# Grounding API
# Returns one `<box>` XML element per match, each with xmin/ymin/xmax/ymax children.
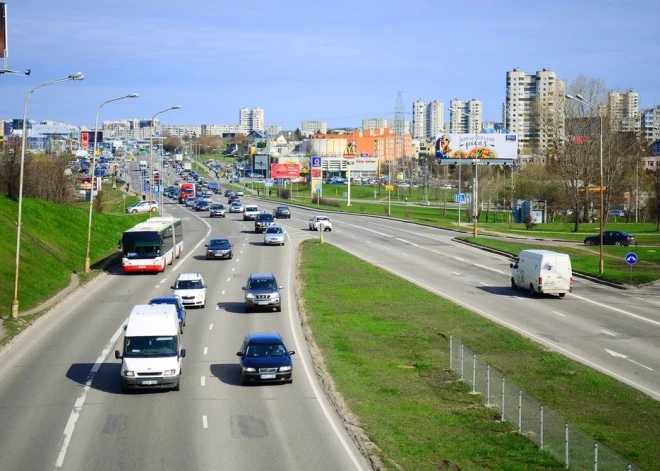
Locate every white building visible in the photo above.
<box><xmin>161</xmin><ymin>124</ymin><xmax>202</xmax><ymax>139</ymax></box>
<box><xmin>411</xmin><ymin>100</ymin><xmax>444</xmax><ymax>139</ymax></box>
<box><xmin>239</xmin><ymin>107</ymin><xmax>265</xmax><ymax>133</ymax></box>
<box><xmin>362</xmin><ymin>118</ymin><xmax>389</xmax><ymax>132</ymax></box>
<box><xmin>449</xmin><ymin>98</ymin><xmax>482</xmax><ymax>134</ymax></box>
<box><xmin>267</xmin><ymin>125</ymin><xmax>282</xmax><ymax>135</ymax></box>
<box><xmin>641</xmin><ymin>106</ymin><xmax>660</xmax><ymax>142</ymax></box>
<box><xmin>608</xmin><ymin>89</ymin><xmax>639</xmax><ymax>132</ymax></box>
<box><xmin>201</xmin><ymin>124</ymin><xmax>245</xmax><ymax>136</ymax></box>
<box><xmin>504</xmin><ymin>67</ymin><xmax>565</xmax><ymax>152</ymax></box>
<box><xmin>301</xmin><ymin>120</ymin><xmax>327</xmax><ymax>137</ymax></box>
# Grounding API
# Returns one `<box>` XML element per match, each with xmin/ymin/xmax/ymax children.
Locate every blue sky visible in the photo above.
<box><xmin>1</xmin><ymin>0</ymin><xmax>659</xmax><ymax>129</ymax></box>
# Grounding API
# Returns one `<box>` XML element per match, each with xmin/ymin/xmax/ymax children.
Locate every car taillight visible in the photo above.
<box><xmin>538</xmin><ymin>277</ymin><xmax>543</xmax><ymax>286</ymax></box>
<box><xmin>570</xmin><ymin>277</ymin><xmax>573</xmax><ymax>285</ymax></box>
<box><xmin>626</xmin><ymin>237</ymin><xmax>631</xmax><ymax>241</ymax></box>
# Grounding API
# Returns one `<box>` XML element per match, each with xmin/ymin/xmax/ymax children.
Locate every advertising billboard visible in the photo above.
<box><xmin>81</xmin><ymin>131</ymin><xmax>103</xmax><ymax>148</ymax></box>
<box><xmin>254</xmin><ymin>154</ymin><xmax>269</xmax><ymax>171</ymax></box>
<box><xmin>434</xmin><ymin>133</ymin><xmax>517</xmax><ymax>161</ymax></box>
<box><xmin>345</xmin><ymin>156</ymin><xmax>378</xmax><ymax>172</ymax></box>
<box><xmin>270</xmin><ymin>164</ymin><xmax>300</xmax><ymax>179</ymax></box>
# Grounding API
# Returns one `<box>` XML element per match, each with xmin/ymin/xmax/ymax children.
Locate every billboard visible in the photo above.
<box><xmin>434</xmin><ymin>133</ymin><xmax>517</xmax><ymax>161</ymax></box>
<box><xmin>346</xmin><ymin>156</ymin><xmax>378</xmax><ymax>172</ymax></box>
<box><xmin>81</xmin><ymin>131</ymin><xmax>103</xmax><ymax>148</ymax></box>
<box><xmin>1</xmin><ymin>3</ymin><xmax>6</xmax><ymax>59</ymax></box>
<box><xmin>254</xmin><ymin>154</ymin><xmax>269</xmax><ymax>171</ymax></box>
<box><xmin>271</xmin><ymin>164</ymin><xmax>300</xmax><ymax>179</ymax></box>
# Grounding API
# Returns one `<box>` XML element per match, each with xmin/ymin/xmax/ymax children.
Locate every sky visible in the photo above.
<box><xmin>1</xmin><ymin>0</ymin><xmax>659</xmax><ymax>130</ymax></box>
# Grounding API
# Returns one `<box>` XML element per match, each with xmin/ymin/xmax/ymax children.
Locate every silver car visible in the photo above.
<box><xmin>209</xmin><ymin>203</ymin><xmax>226</xmax><ymax>218</ymax></box>
<box><xmin>263</xmin><ymin>225</ymin><xmax>285</xmax><ymax>246</ymax></box>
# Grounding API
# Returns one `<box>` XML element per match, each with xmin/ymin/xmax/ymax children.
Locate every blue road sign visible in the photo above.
<box><xmin>316</xmin><ymin>187</ymin><xmax>321</xmax><ymax>194</ymax></box>
<box><xmin>453</xmin><ymin>193</ymin><xmax>466</xmax><ymax>203</ymax></box>
<box><xmin>311</xmin><ymin>156</ymin><xmax>322</xmax><ymax>168</ymax></box>
<box><xmin>625</xmin><ymin>253</ymin><xmax>638</xmax><ymax>265</ymax></box>
<box><xmin>143</xmin><ymin>182</ymin><xmax>150</xmax><ymax>193</ymax></box>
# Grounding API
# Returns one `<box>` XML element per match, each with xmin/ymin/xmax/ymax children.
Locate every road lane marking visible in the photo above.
<box><xmin>455</xmin><ymin>257</ymin><xmax>465</xmax><ymax>261</ymax></box>
<box><xmin>209</xmin><ymin>324</ymin><xmax>214</xmax><ymax>330</ymax></box>
<box><xmin>402</xmin><ymin>253</ymin><xmax>409</xmax><ymax>257</ymax></box>
<box><xmin>451</xmin><ymin>272</ymin><xmax>461</xmax><ymax>276</ymax></box>
<box><xmin>569</xmin><ymin>292</ymin><xmax>660</xmax><ymax>328</ymax></box>
<box><xmin>221</xmin><ymin>290</ymin><xmax>225</xmax><ymax>295</ymax></box>
<box><xmin>629</xmin><ymin>359</ymin><xmax>654</xmax><ymax>371</ymax></box>
<box><xmin>552</xmin><ymin>311</ymin><xmax>566</xmax><ymax>317</ymax></box>
<box><xmin>473</xmin><ymin>263</ymin><xmax>507</xmax><ymax>275</ymax></box>
<box><xmin>203</xmin><ymin>347</ymin><xmax>208</xmax><ymax>355</ymax></box>
<box><xmin>54</xmin><ymin>320</ymin><xmax>127</xmax><ymax>469</ymax></box>
<box><xmin>202</xmin><ymin>416</ymin><xmax>208</xmax><ymax>429</ymax></box>
<box><xmin>232</xmin><ymin>267</ymin><xmax>235</xmax><ymax>272</ymax></box>
<box><xmin>480</xmin><ymin>282</ymin><xmax>489</xmax><ymax>286</ymax></box>
<box><xmin>601</xmin><ymin>330</ymin><xmax>616</xmax><ymax>336</ymax></box>
<box><xmin>201</xmin><ymin>376</ymin><xmax>206</xmax><ymax>386</ymax></box>
<box><xmin>227</xmin><ymin>278</ymin><xmax>230</xmax><ymax>282</ymax></box>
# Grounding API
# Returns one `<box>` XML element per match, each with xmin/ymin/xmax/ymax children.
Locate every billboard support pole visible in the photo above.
<box><xmin>472</xmin><ymin>130</ymin><xmax>479</xmax><ymax>238</ymax></box>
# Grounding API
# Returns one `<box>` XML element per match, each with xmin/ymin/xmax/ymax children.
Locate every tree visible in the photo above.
<box><xmin>163</xmin><ymin>136</ymin><xmax>181</xmax><ymax>153</ymax></box>
<box><xmin>649</xmin><ymin>167</ymin><xmax>660</xmax><ymax>230</ymax></box>
<box><xmin>293</xmin><ymin>128</ymin><xmax>302</xmax><ymax>141</ymax></box>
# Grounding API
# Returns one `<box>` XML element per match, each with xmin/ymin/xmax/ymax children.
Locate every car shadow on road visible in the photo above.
<box><xmin>215</xmin><ymin>301</ymin><xmax>245</xmax><ymax>313</ymax></box>
<box><xmin>66</xmin><ymin>363</ymin><xmax>124</xmax><ymax>395</ymax></box>
<box><xmin>476</xmin><ymin>286</ymin><xmax>521</xmax><ymax>297</ymax></box>
<box><xmin>209</xmin><ymin>363</ymin><xmax>242</xmax><ymax>386</ymax></box>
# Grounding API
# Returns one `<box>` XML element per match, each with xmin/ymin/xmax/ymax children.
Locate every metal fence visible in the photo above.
<box><xmin>449</xmin><ymin>335</ymin><xmax>639</xmax><ymax>471</ymax></box>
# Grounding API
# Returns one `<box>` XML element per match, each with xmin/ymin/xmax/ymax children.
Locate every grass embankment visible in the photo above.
<box><xmin>299</xmin><ymin>241</ymin><xmax>658</xmax><ymax>470</ymax></box>
<box><xmin>460</xmin><ymin>237</ymin><xmax>660</xmax><ymax>285</ymax></box>
<box><xmin>0</xmin><ymin>194</ymin><xmax>148</xmax><ymax>320</ymax></box>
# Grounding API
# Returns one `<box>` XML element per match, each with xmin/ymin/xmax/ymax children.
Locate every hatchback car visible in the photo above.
<box><xmin>209</xmin><ymin>203</ymin><xmax>226</xmax><ymax>218</ymax></box>
<box><xmin>273</xmin><ymin>206</ymin><xmax>291</xmax><ymax>219</ymax></box>
<box><xmin>126</xmin><ymin>200</ymin><xmax>159</xmax><ymax>214</ymax></box>
<box><xmin>608</xmin><ymin>209</ymin><xmax>625</xmax><ymax>218</ymax></box>
<box><xmin>236</xmin><ymin>332</ymin><xmax>295</xmax><ymax>385</ymax></box>
<box><xmin>171</xmin><ymin>273</ymin><xmax>207</xmax><ymax>308</ymax></box>
<box><xmin>309</xmin><ymin>215</ymin><xmax>332</xmax><ymax>231</ymax></box>
<box><xmin>584</xmin><ymin>230</ymin><xmax>635</xmax><ymax>246</ymax></box>
<box><xmin>149</xmin><ymin>297</ymin><xmax>186</xmax><ymax>334</ymax></box>
<box><xmin>242</xmin><ymin>273</ymin><xmax>282</xmax><ymax>312</ymax></box>
<box><xmin>205</xmin><ymin>238</ymin><xmax>233</xmax><ymax>259</ymax></box>
<box><xmin>263</xmin><ymin>225</ymin><xmax>285</xmax><ymax>246</ymax></box>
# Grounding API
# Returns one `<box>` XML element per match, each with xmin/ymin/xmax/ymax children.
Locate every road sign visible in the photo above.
<box><xmin>122</xmin><ymin>193</ymin><xmax>126</xmax><ymax>200</ymax></box>
<box><xmin>454</xmin><ymin>193</ymin><xmax>466</xmax><ymax>203</ymax></box>
<box><xmin>625</xmin><ymin>253</ymin><xmax>638</xmax><ymax>265</ymax></box>
<box><xmin>143</xmin><ymin>182</ymin><xmax>150</xmax><ymax>193</ymax></box>
<box><xmin>264</xmin><ymin>178</ymin><xmax>273</xmax><ymax>187</ymax></box>
<box><xmin>316</xmin><ymin>187</ymin><xmax>321</xmax><ymax>194</ymax></box>
<box><xmin>385</xmin><ymin>185</ymin><xmax>394</xmax><ymax>191</ymax></box>
<box><xmin>311</xmin><ymin>156</ymin><xmax>322</xmax><ymax>168</ymax></box>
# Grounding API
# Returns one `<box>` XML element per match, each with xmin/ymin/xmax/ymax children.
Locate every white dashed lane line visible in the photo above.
<box><xmin>601</xmin><ymin>330</ymin><xmax>617</xmax><ymax>336</ymax></box>
<box><xmin>209</xmin><ymin>324</ymin><xmax>213</xmax><ymax>330</ymax></box>
<box><xmin>203</xmin><ymin>347</ymin><xmax>208</xmax><ymax>355</ymax></box>
<box><xmin>202</xmin><ymin>416</ymin><xmax>208</xmax><ymax>429</ymax></box>
<box><xmin>201</xmin><ymin>376</ymin><xmax>206</xmax><ymax>386</ymax></box>
<box><xmin>221</xmin><ymin>290</ymin><xmax>225</xmax><ymax>295</ymax></box>
<box><xmin>552</xmin><ymin>311</ymin><xmax>566</xmax><ymax>317</ymax></box>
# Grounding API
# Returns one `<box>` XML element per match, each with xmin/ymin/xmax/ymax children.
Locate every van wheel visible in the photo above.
<box><xmin>511</xmin><ymin>278</ymin><xmax>517</xmax><ymax>289</ymax></box>
<box><xmin>529</xmin><ymin>284</ymin><xmax>536</xmax><ymax>297</ymax></box>
<box><xmin>180</xmin><ymin>325</ymin><xmax>184</xmax><ymax>334</ymax></box>
<box><xmin>559</xmin><ymin>293</ymin><xmax>566</xmax><ymax>298</ymax></box>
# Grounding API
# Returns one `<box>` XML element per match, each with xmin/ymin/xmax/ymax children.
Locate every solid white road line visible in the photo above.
<box><xmin>202</xmin><ymin>415</ymin><xmax>208</xmax><ymax>429</ymax></box>
<box><xmin>552</xmin><ymin>311</ymin><xmax>566</xmax><ymax>317</ymax></box>
<box><xmin>601</xmin><ymin>330</ymin><xmax>616</xmax><ymax>336</ymax></box>
<box><xmin>569</xmin><ymin>292</ymin><xmax>660</xmax><ymax>328</ymax></box>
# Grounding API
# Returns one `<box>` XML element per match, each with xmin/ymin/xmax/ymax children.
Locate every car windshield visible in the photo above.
<box><xmin>124</xmin><ymin>336</ymin><xmax>178</xmax><ymax>357</ymax></box>
<box><xmin>258</xmin><ymin>215</ymin><xmax>273</xmax><ymax>221</ymax></box>
<box><xmin>248</xmin><ymin>278</ymin><xmax>278</xmax><ymax>290</ymax></box>
<box><xmin>209</xmin><ymin>239</ymin><xmax>229</xmax><ymax>247</ymax></box>
<box><xmin>210</xmin><ymin>204</ymin><xmax>223</xmax><ymax>209</ymax></box>
<box><xmin>175</xmin><ymin>279</ymin><xmax>203</xmax><ymax>289</ymax></box>
<box><xmin>266</xmin><ymin>227</ymin><xmax>282</xmax><ymax>234</ymax></box>
<box><xmin>245</xmin><ymin>343</ymin><xmax>287</xmax><ymax>357</ymax></box>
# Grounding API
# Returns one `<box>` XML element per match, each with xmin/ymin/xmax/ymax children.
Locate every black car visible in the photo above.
<box><xmin>254</xmin><ymin>212</ymin><xmax>275</xmax><ymax>233</ymax></box>
<box><xmin>236</xmin><ymin>332</ymin><xmax>295</xmax><ymax>385</ymax></box>
<box><xmin>273</xmin><ymin>206</ymin><xmax>291</xmax><ymax>219</ymax></box>
<box><xmin>195</xmin><ymin>200</ymin><xmax>210</xmax><ymax>211</ymax></box>
<box><xmin>205</xmin><ymin>238</ymin><xmax>233</xmax><ymax>259</ymax></box>
<box><xmin>584</xmin><ymin>230</ymin><xmax>635</xmax><ymax>246</ymax></box>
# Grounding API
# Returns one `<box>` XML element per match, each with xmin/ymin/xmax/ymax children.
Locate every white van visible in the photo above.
<box><xmin>510</xmin><ymin>250</ymin><xmax>573</xmax><ymax>298</ymax></box>
<box><xmin>139</xmin><ymin>160</ymin><xmax>148</xmax><ymax>171</ymax></box>
<box><xmin>114</xmin><ymin>304</ymin><xmax>186</xmax><ymax>392</ymax></box>
<box><xmin>243</xmin><ymin>205</ymin><xmax>259</xmax><ymax>221</ymax></box>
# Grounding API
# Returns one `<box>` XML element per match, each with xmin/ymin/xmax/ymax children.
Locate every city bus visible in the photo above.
<box><xmin>119</xmin><ymin>217</ymin><xmax>183</xmax><ymax>273</ymax></box>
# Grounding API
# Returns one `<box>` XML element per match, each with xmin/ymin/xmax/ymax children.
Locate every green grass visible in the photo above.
<box><xmin>459</xmin><ymin>237</ymin><xmax>660</xmax><ymax>285</ymax></box>
<box><xmin>0</xmin><ymin>195</ymin><xmax>149</xmax><ymax>319</ymax></box>
<box><xmin>299</xmin><ymin>241</ymin><xmax>659</xmax><ymax>470</ymax></box>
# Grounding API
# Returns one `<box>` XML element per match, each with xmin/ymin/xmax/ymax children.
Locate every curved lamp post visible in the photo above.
<box><xmin>12</xmin><ymin>72</ymin><xmax>84</xmax><ymax>318</ymax></box>
<box><xmin>149</xmin><ymin>106</ymin><xmax>181</xmax><ymax>218</ymax></box>
<box><xmin>84</xmin><ymin>93</ymin><xmax>139</xmax><ymax>273</ymax></box>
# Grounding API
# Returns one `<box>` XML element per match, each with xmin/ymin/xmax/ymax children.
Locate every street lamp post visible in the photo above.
<box><xmin>149</xmin><ymin>106</ymin><xmax>181</xmax><ymax>218</ymax></box>
<box><xmin>11</xmin><ymin>72</ymin><xmax>84</xmax><ymax>318</ymax></box>
<box><xmin>566</xmin><ymin>93</ymin><xmax>604</xmax><ymax>274</ymax></box>
<box><xmin>84</xmin><ymin>93</ymin><xmax>139</xmax><ymax>273</ymax></box>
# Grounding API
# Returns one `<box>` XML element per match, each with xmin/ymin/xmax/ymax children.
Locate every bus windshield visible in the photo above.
<box><xmin>122</xmin><ymin>232</ymin><xmax>161</xmax><ymax>259</ymax></box>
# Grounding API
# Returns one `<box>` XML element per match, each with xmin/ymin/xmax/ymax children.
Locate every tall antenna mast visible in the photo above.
<box><xmin>394</xmin><ymin>91</ymin><xmax>405</xmax><ymax>160</ymax></box>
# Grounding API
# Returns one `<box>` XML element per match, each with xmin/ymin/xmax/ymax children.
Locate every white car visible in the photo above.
<box><xmin>236</xmin><ymin>190</ymin><xmax>244</xmax><ymax>196</ymax></box>
<box><xmin>126</xmin><ymin>200</ymin><xmax>159</xmax><ymax>214</ymax></box>
<box><xmin>243</xmin><ymin>205</ymin><xmax>259</xmax><ymax>220</ymax></box>
<box><xmin>171</xmin><ymin>273</ymin><xmax>207</xmax><ymax>309</ymax></box>
<box><xmin>263</xmin><ymin>225</ymin><xmax>285</xmax><ymax>246</ymax></box>
<box><xmin>199</xmin><ymin>194</ymin><xmax>213</xmax><ymax>204</ymax></box>
<box><xmin>309</xmin><ymin>215</ymin><xmax>332</xmax><ymax>231</ymax></box>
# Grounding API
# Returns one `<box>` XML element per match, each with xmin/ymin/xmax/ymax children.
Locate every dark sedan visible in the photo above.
<box><xmin>205</xmin><ymin>238</ymin><xmax>233</xmax><ymax>259</ymax></box>
<box><xmin>584</xmin><ymin>230</ymin><xmax>635</xmax><ymax>246</ymax></box>
<box><xmin>195</xmin><ymin>200</ymin><xmax>210</xmax><ymax>211</ymax></box>
<box><xmin>273</xmin><ymin>205</ymin><xmax>291</xmax><ymax>219</ymax></box>
<box><xmin>237</xmin><ymin>332</ymin><xmax>294</xmax><ymax>385</ymax></box>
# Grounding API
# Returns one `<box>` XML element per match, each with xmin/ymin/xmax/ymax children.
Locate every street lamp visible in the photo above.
<box><xmin>84</xmin><ymin>93</ymin><xmax>139</xmax><ymax>273</ymax></box>
<box><xmin>150</xmin><ymin>106</ymin><xmax>181</xmax><ymax>218</ymax></box>
<box><xmin>566</xmin><ymin>93</ymin><xmax>604</xmax><ymax>274</ymax></box>
<box><xmin>11</xmin><ymin>72</ymin><xmax>84</xmax><ymax>318</ymax></box>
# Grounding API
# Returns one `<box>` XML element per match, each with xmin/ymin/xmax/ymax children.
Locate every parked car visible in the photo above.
<box><xmin>273</xmin><ymin>206</ymin><xmax>291</xmax><ymax>219</ymax></box>
<box><xmin>236</xmin><ymin>332</ymin><xmax>295</xmax><ymax>385</ymax></box>
<box><xmin>608</xmin><ymin>209</ymin><xmax>625</xmax><ymax>218</ymax></box>
<box><xmin>205</xmin><ymin>238</ymin><xmax>233</xmax><ymax>260</ymax></box>
<box><xmin>263</xmin><ymin>225</ymin><xmax>285</xmax><ymax>246</ymax></box>
<box><xmin>309</xmin><ymin>215</ymin><xmax>332</xmax><ymax>231</ymax></box>
<box><xmin>209</xmin><ymin>203</ymin><xmax>226</xmax><ymax>218</ymax></box>
<box><xmin>584</xmin><ymin>230</ymin><xmax>635</xmax><ymax>246</ymax></box>
<box><xmin>149</xmin><ymin>296</ymin><xmax>186</xmax><ymax>333</ymax></box>
<box><xmin>242</xmin><ymin>273</ymin><xmax>282</xmax><ymax>313</ymax></box>
<box><xmin>126</xmin><ymin>200</ymin><xmax>158</xmax><ymax>214</ymax></box>
<box><xmin>171</xmin><ymin>273</ymin><xmax>207</xmax><ymax>308</ymax></box>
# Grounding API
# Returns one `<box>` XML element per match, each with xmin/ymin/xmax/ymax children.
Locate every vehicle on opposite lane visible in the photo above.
<box><xmin>584</xmin><ymin>230</ymin><xmax>635</xmax><ymax>246</ymax></box>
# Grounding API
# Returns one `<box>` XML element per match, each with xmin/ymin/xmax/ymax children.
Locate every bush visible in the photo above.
<box><xmin>278</xmin><ymin>188</ymin><xmax>291</xmax><ymax>200</ymax></box>
<box><xmin>523</xmin><ymin>214</ymin><xmax>537</xmax><ymax>230</ymax></box>
<box><xmin>311</xmin><ymin>195</ymin><xmax>340</xmax><ymax>208</ymax></box>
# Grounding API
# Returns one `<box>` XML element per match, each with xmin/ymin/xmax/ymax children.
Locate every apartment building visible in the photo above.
<box><xmin>161</xmin><ymin>124</ymin><xmax>201</xmax><ymax>139</ymax></box>
<box><xmin>301</xmin><ymin>120</ymin><xmax>327</xmax><ymax>137</ymax></box>
<box><xmin>239</xmin><ymin>107</ymin><xmax>265</xmax><ymax>133</ymax></box>
<box><xmin>608</xmin><ymin>89</ymin><xmax>639</xmax><ymax>132</ymax></box>
<box><xmin>504</xmin><ymin>67</ymin><xmax>565</xmax><ymax>152</ymax></box>
<box><xmin>449</xmin><ymin>98</ymin><xmax>482</xmax><ymax>134</ymax></box>
<box><xmin>641</xmin><ymin>106</ymin><xmax>660</xmax><ymax>142</ymax></box>
<box><xmin>267</xmin><ymin>125</ymin><xmax>281</xmax><ymax>135</ymax></box>
<box><xmin>201</xmin><ymin>124</ymin><xmax>244</xmax><ymax>136</ymax></box>
<box><xmin>362</xmin><ymin>118</ymin><xmax>389</xmax><ymax>132</ymax></box>
<box><xmin>411</xmin><ymin>100</ymin><xmax>444</xmax><ymax>139</ymax></box>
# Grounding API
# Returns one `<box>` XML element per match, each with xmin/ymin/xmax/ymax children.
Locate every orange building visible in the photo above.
<box><xmin>310</xmin><ymin>128</ymin><xmax>413</xmax><ymax>163</ymax></box>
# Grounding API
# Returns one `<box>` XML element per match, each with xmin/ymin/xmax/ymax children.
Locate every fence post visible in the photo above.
<box><xmin>501</xmin><ymin>377</ymin><xmax>505</xmax><ymax>422</ymax></box>
<box><xmin>486</xmin><ymin>365</ymin><xmax>490</xmax><ymax>406</ymax></box>
<box><xmin>472</xmin><ymin>354</ymin><xmax>476</xmax><ymax>393</ymax></box>
<box><xmin>540</xmin><ymin>405</ymin><xmax>544</xmax><ymax>450</ymax></box>
<box><xmin>594</xmin><ymin>443</ymin><xmax>598</xmax><ymax>471</ymax></box>
<box><xmin>565</xmin><ymin>423</ymin><xmax>569</xmax><ymax>469</ymax></box>
<box><xmin>449</xmin><ymin>335</ymin><xmax>453</xmax><ymax>371</ymax></box>
<box><xmin>518</xmin><ymin>390</ymin><xmax>522</xmax><ymax>433</ymax></box>
<box><xmin>460</xmin><ymin>343</ymin><xmax>464</xmax><ymax>380</ymax></box>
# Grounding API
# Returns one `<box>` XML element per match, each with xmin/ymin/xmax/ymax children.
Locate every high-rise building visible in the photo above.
<box><xmin>449</xmin><ymin>98</ymin><xmax>482</xmax><ymax>134</ymax></box>
<box><xmin>301</xmin><ymin>120</ymin><xmax>327</xmax><ymax>137</ymax></box>
<box><xmin>641</xmin><ymin>106</ymin><xmax>660</xmax><ymax>142</ymax></box>
<box><xmin>362</xmin><ymin>118</ymin><xmax>389</xmax><ymax>132</ymax></box>
<box><xmin>411</xmin><ymin>100</ymin><xmax>444</xmax><ymax>139</ymax></box>
<box><xmin>239</xmin><ymin>108</ymin><xmax>265</xmax><ymax>133</ymax></box>
<box><xmin>504</xmin><ymin>67</ymin><xmax>565</xmax><ymax>152</ymax></box>
<box><xmin>608</xmin><ymin>89</ymin><xmax>639</xmax><ymax>132</ymax></box>
<box><xmin>267</xmin><ymin>125</ymin><xmax>281</xmax><ymax>135</ymax></box>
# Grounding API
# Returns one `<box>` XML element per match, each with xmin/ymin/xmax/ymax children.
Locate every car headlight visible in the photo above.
<box><xmin>246</xmin><ymin>293</ymin><xmax>255</xmax><ymax>299</ymax></box>
<box><xmin>163</xmin><ymin>369</ymin><xmax>176</xmax><ymax>376</ymax></box>
<box><xmin>242</xmin><ymin>367</ymin><xmax>256</xmax><ymax>372</ymax></box>
<box><xmin>123</xmin><ymin>370</ymin><xmax>135</xmax><ymax>377</ymax></box>
<box><xmin>279</xmin><ymin>366</ymin><xmax>292</xmax><ymax>372</ymax></box>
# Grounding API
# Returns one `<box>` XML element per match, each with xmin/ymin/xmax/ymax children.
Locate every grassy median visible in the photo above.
<box><xmin>298</xmin><ymin>240</ymin><xmax>658</xmax><ymax>470</ymax></box>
